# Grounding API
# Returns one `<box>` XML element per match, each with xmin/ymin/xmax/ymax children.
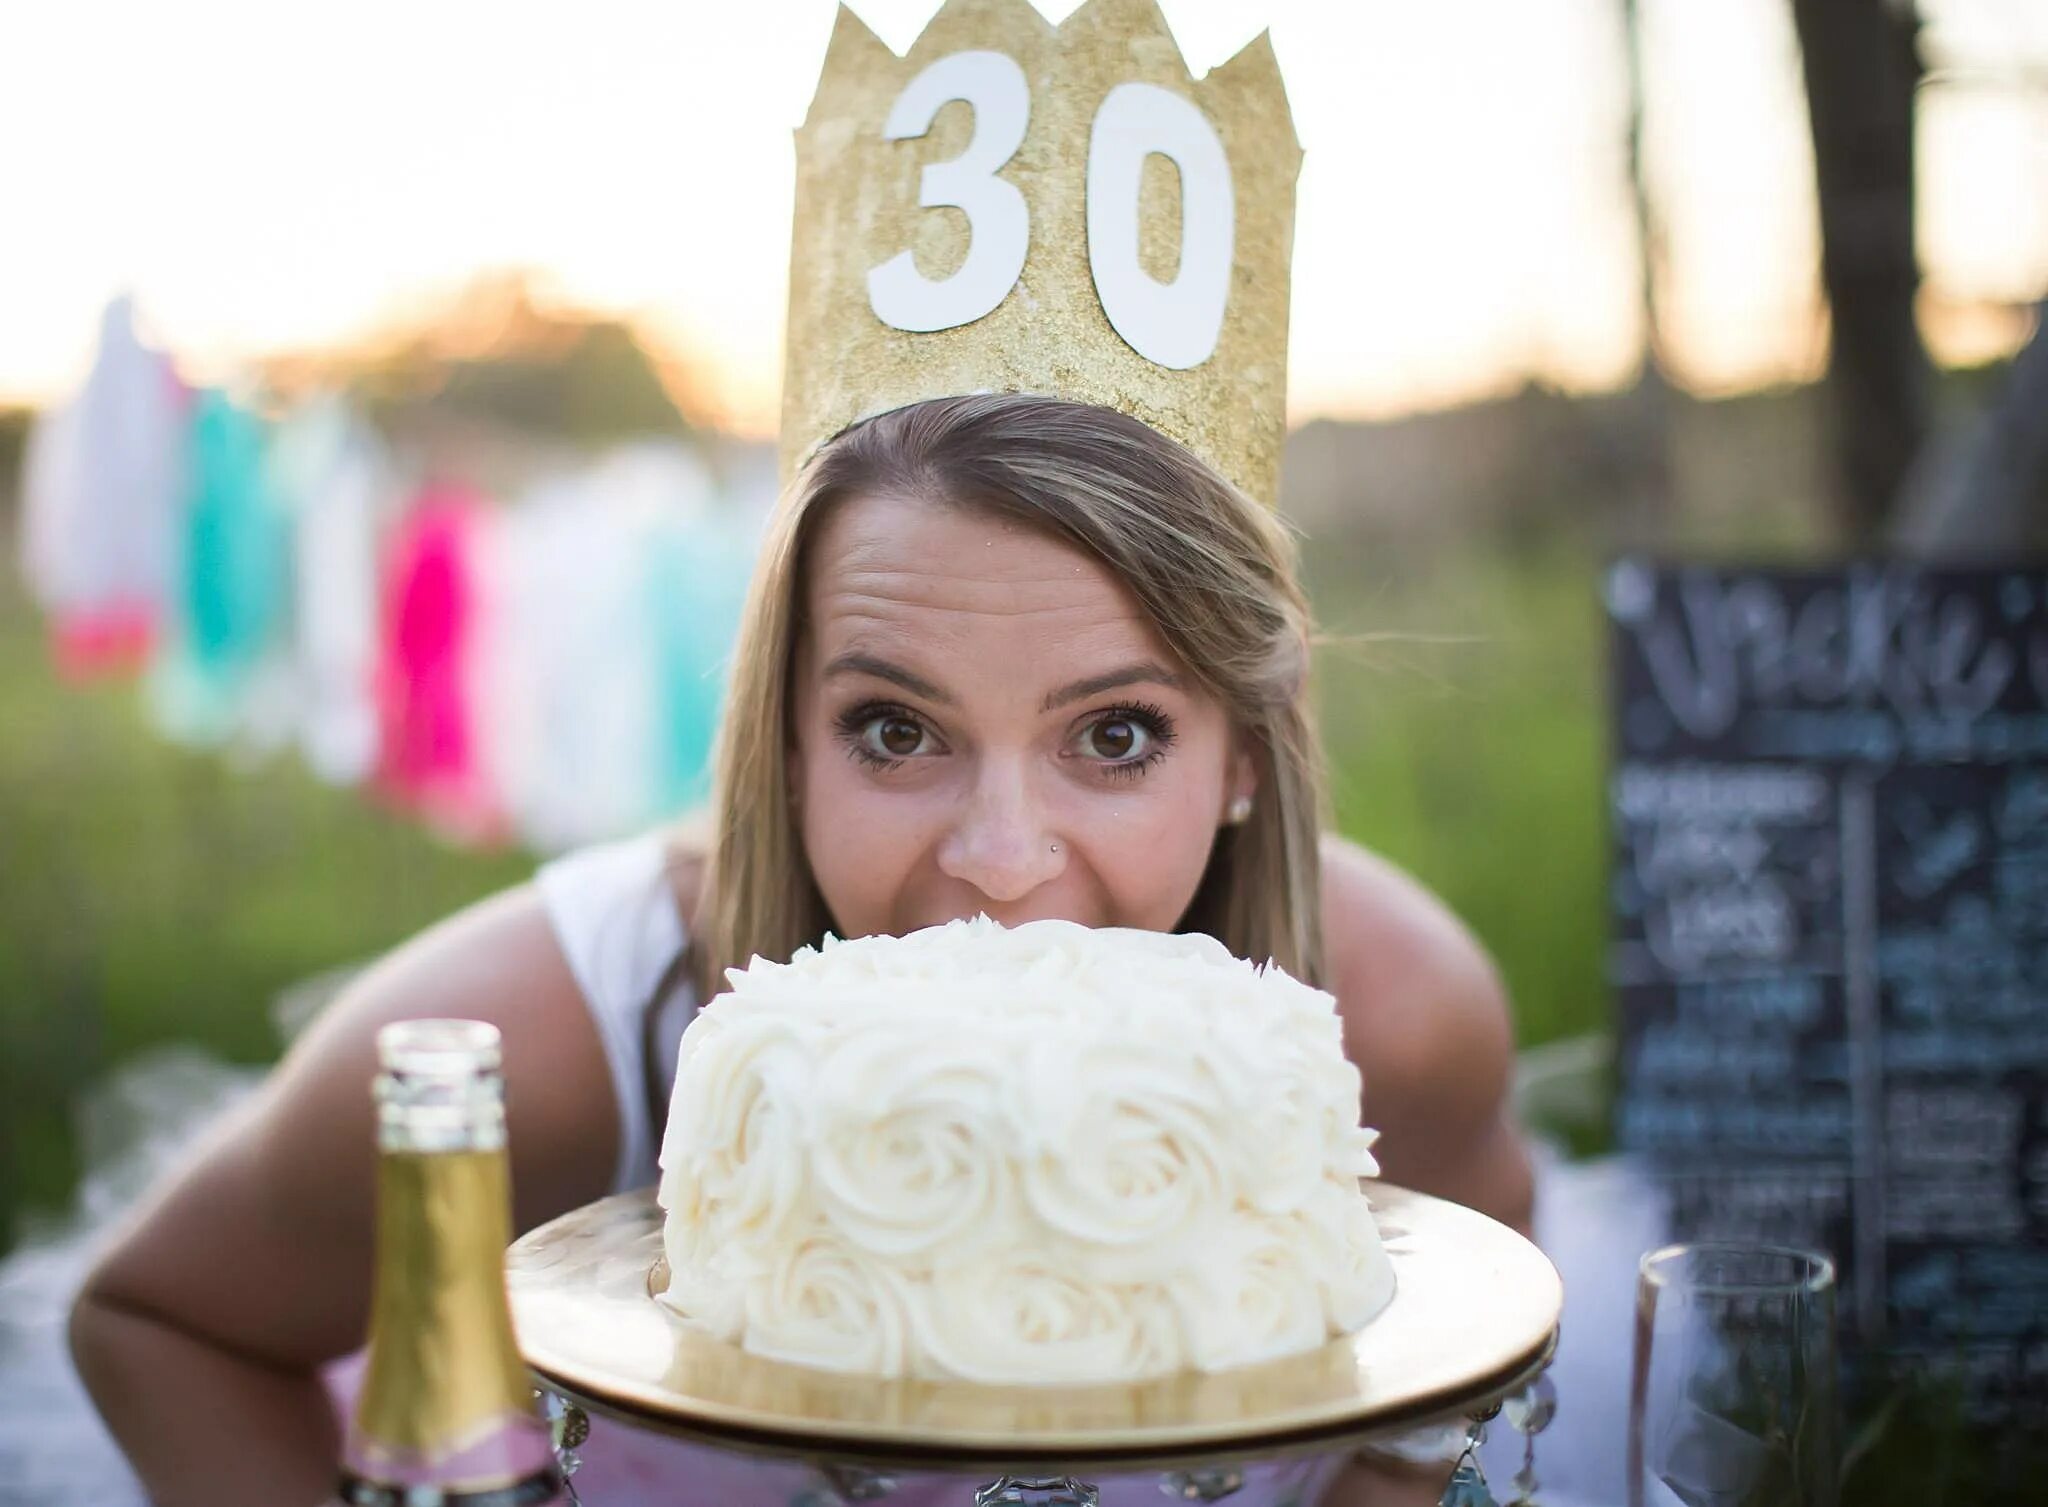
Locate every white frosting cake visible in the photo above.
<box><xmin>655</xmin><ymin>917</ymin><xmax>1395</xmax><ymax>1385</ymax></box>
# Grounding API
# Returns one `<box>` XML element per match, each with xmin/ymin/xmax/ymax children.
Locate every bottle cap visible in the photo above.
<box><xmin>374</xmin><ymin>1018</ymin><xmax>507</xmax><ymax>1153</ymax></box>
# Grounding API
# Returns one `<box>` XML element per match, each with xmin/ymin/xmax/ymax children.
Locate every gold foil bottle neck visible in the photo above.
<box><xmin>344</xmin><ymin>1020</ymin><xmax>557</xmax><ymax>1501</ymax></box>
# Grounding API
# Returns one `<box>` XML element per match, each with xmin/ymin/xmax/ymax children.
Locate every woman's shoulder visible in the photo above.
<box><xmin>1316</xmin><ymin>834</ymin><xmax>1514</xmax><ymax>1125</ymax></box>
<box><xmin>378</xmin><ymin>828</ymin><xmax>698</xmax><ymax>1082</ymax></box>
<box><xmin>75</xmin><ymin>881</ymin><xmax>624</xmax><ymax>1379</ymax></box>
<box><xmin>1317</xmin><ymin>835</ymin><xmax>1502</xmax><ymax>998</ymax></box>
<box><xmin>344</xmin><ymin>880</ymin><xmax>588</xmax><ymax>1034</ymax></box>
<box><xmin>536</xmin><ymin>829</ymin><xmax>704</xmax><ymax>921</ymax></box>
<box><xmin>297</xmin><ymin>884</ymin><xmax>621</xmax><ymax>1223</ymax></box>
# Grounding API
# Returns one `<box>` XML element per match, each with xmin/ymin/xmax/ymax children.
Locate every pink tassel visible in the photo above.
<box><xmin>372</xmin><ymin>486</ymin><xmax>502</xmax><ymax>843</ymax></box>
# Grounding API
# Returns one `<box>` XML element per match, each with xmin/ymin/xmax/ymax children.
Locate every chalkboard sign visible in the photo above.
<box><xmin>1608</xmin><ymin>560</ymin><xmax>2048</xmax><ymax>1426</ymax></box>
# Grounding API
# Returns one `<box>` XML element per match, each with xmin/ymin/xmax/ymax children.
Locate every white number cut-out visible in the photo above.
<box><xmin>866</xmin><ymin>50</ymin><xmax>1031</xmax><ymax>333</ymax></box>
<box><xmin>1085</xmin><ymin>81</ymin><xmax>1235</xmax><ymax>369</ymax></box>
<box><xmin>868</xmin><ymin>55</ymin><xmax>1237</xmax><ymax>367</ymax></box>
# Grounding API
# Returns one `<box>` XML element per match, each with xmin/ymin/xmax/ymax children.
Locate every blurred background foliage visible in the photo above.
<box><xmin>1</xmin><ymin>313</ymin><xmax>2018</xmax><ymax>1252</ymax></box>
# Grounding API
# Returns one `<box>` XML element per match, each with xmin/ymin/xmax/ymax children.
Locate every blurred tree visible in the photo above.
<box><xmin>1895</xmin><ymin>304</ymin><xmax>2048</xmax><ymax>554</ymax></box>
<box><xmin>1621</xmin><ymin>0</ymin><xmax>1668</xmax><ymax>387</ymax></box>
<box><xmin>1790</xmin><ymin>0</ymin><xmax>1932</xmax><ymax>543</ymax></box>
<box><xmin>423</xmin><ymin>321</ymin><xmax>691</xmax><ymax>445</ymax></box>
<box><xmin>1617</xmin><ymin>0</ymin><xmax>1675</xmax><ymax>538</ymax></box>
<box><xmin>265</xmin><ymin>272</ymin><xmax>707</xmax><ymax>452</ymax></box>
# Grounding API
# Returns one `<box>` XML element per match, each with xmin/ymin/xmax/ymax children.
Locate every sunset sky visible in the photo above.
<box><xmin>3</xmin><ymin>0</ymin><xmax>2043</xmax><ymax>431</ymax></box>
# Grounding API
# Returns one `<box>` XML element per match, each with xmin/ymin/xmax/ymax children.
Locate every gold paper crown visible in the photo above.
<box><xmin>780</xmin><ymin>0</ymin><xmax>1301</xmax><ymax>505</ymax></box>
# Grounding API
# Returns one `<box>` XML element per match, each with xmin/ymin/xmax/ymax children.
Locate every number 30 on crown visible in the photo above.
<box><xmin>867</xmin><ymin>50</ymin><xmax>1235</xmax><ymax>372</ymax></box>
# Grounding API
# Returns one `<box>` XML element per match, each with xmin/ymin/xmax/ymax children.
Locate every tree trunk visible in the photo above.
<box><xmin>1623</xmin><ymin>0</ymin><xmax>1668</xmax><ymax>384</ymax></box>
<box><xmin>1893</xmin><ymin>304</ymin><xmax>2048</xmax><ymax>555</ymax></box>
<box><xmin>1617</xmin><ymin>0</ymin><xmax>1675</xmax><ymax>539</ymax></box>
<box><xmin>1790</xmin><ymin>0</ymin><xmax>1932</xmax><ymax>543</ymax></box>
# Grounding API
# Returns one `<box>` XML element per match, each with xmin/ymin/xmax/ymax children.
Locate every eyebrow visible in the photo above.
<box><xmin>1040</xmin><ymin>662</ymin><xmax>1186</xmax><ymax>712</ymax></box>
<box><xmin>821</xmin><ymin>653</ymin><xmax>1185</xmax><ymax>713</ymax></box>
<box><xmin>822</xmin><ymin>651</ymin><xmax>955</xmax><ymax>705</ymax></box>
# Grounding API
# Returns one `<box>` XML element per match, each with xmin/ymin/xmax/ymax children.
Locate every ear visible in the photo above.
<box><xmin>1232</xmin><ymin>744</ymin><xmax>1259</xmax><ymax>807</ymax></box>
<box><xmin>1220</xmin><ymin>734</ymin><xmax>1260</xmax><ymax>826</ymax></box>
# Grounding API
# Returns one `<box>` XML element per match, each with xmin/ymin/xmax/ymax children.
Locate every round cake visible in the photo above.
<box><xmin>654</xmin><ymin>917</ymin><xmax>1395</xmax><ymax>1385</ymax></box>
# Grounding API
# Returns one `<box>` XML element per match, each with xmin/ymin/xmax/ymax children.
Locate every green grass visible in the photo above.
<box><xmin>0</xmin><ymin>551</ymin><xmax>529</xmax><ymax>1249</ymax></box>
<box><xmin>1312</xmin><ymin>540</ymin><xmax>1608</xmax><ymax>1051</ymax></box>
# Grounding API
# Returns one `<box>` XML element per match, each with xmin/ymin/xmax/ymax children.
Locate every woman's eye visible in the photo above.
<box><xmin>1084</xmin><ymin>717</ymin><xmax>1145</xmax><ymax>761</ymax></box>
<box><xmin>834</xmin><ymin>703</ymin><xmax>942</xmax><ymax>769</ymax></box>
<box><xmin>872</xmin><ymin>717</ymin><xmax>926</xmax><ymax>759</ymax></box>
<box><xmin>1068</xmin><ymin>702</ymin><xmax>1177</xmax><ymax>777</ymax></box>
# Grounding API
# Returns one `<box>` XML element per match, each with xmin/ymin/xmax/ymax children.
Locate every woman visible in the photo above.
<box><xmin>70</xmin><ymin>394</ymin><xmax>1532</xmax><ymax>1505</ymax></box>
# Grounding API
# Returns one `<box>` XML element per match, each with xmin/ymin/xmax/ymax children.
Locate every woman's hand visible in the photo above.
<box><xmin>68</xmin><ymin>886</ymin><xmax>619</xmax><ymax>1507</ymax></box>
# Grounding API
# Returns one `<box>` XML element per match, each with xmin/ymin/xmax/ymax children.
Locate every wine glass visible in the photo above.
<box><xmin>1628</xmin><ymin>1243</ymin><xmax>1839</xmax><ymax>1507</ymax></box>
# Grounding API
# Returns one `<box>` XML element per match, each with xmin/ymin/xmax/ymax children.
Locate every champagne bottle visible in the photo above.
<box><xmin>339</xmin><ymin>1019</ymin><xmax>563</xmax><ymax>1506</ymax></box>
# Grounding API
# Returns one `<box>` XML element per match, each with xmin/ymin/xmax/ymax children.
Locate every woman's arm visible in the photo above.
<box><xmin>68</xmin><ymin>885</ymin><xmax>620</xmax><ymax>1507</ymax></box>
<box><xmin>1321</xmin><ymin>836</ymin><xmax>1535</xmax><ymax>1236</ymax></box>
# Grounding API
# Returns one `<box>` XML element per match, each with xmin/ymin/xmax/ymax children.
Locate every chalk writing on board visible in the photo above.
<box><xmin>1610</xmin><ymin>561</ymin><xmax>2048</xmax><ymax>1422</ymax></box>
<box><xmin>1606</xmin><ymin>563</ymin><xmax>2028</xmax><ymax>742</ymax></box>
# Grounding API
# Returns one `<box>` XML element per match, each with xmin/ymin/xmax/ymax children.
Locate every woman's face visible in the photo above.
<box><xmin>790</xmin><ymin>492</ymin><xmax>1255</xmax><ymax>939</ymax></box>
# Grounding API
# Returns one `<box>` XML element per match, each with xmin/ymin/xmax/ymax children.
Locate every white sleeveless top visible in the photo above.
<box><xmin>534</xmin><ymin>832</ymin><xmax>697</xmax><ymax>1194</ymax></box>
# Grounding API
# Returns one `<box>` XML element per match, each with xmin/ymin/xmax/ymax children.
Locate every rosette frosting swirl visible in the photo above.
<box><xmin>655</xmin><ymin>917</ymin><xmax>1394</xmax><ymax>1383</ymax></box>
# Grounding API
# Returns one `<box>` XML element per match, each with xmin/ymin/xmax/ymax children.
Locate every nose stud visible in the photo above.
<box><xmin>1049</xmin><ymin>842</ymin><xmax>1060</xmax><ymax>854</ymax></box>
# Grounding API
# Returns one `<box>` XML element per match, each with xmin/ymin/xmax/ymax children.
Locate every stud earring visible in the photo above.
<box><xmin>1227</xmin><ymin>795</ymin><xmax>1253</xmax><ymax>826</ymax></box>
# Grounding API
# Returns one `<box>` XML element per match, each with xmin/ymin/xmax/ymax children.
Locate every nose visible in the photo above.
<box><xmin>935</xmin><ymin>755</ymin><xmax>1066</xmax><ymax>904</ymax></box>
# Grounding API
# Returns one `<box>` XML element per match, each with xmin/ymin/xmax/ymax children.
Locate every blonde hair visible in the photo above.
<box><xmin>691</xmin><ymin>393</ymin><xmax>1328</xmax><ymax>998</ymax></box>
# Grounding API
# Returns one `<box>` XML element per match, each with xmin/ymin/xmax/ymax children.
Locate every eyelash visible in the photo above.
<box><xmin>831</xmin><ymin>699</ymin><xmax>1179</xmax><ymax>779</ymax></box>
